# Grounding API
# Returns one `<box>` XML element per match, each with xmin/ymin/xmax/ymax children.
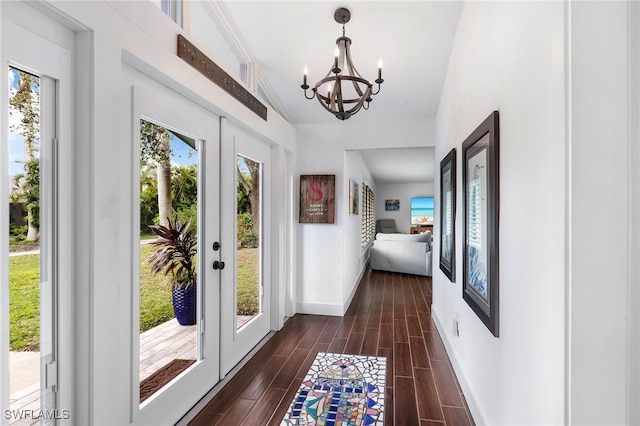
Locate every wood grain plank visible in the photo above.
<box><xmin>240</xmin><ymin>388</ymin><xmax>286</xmax><ymax>426</ymax></box>
<box><xmin>334</xmin><ymin>316</ymin><xmax>355</xmax><ymax>339</ymax></box>
<box><xmin>407</xmin><ymin>315</ymin><xmax>423</xmax><ymax>337</ymax></box>
<box><xmin>327</xmin><ymin>337</ymin><xmax>347</xmax><ymax>354</ymax></box>
<box><xmin>240</xmin><ymin>355</ymin><xmax>287</xmax><ymax>400</ymax></box>
<box><xmin>316</xmin><ymin>316</ymin><xmax>341</xmax><ymax>343</ymax></box>
<box><xmin>395</xmin><ymin>377</ymin><xmax>420</xmax><ymax>425</ymax></box>
<box><xmin>394</xmin><ymin>318</ymin><xmax>409</xmax><ymax>343</ymax></box>
<box><xmin>442</xmin><ymin>406</ymin><xmax>473</xmax><ymax>426</ymax></box>
<box><xmin>409</xmin><ymin>336</ymin><xmax>430</xmax><ymax>369</ymax></box>
<box><xmin>216</xmin><ymin>398</ymin><xmax>254</xmax><ymax>426</ymax></box>
<box><xmin>414</xmin><ymin>368</ymin><xmax>444</xmax><ymax>422</ymax></box>
<box><xmin>394</xmin><ymin>342</ymin><xmax>413</xmax><ymax>377</ymax></box>
<box><xmin>344</xmin><ymin>332</ymin><xmax>364</xmax><ymax>354</ymax></box>
<box><xmin>431</xmin><ymin>359</ymin><xmax>464</xmax><ymax>407</ymax></box>
<box><xmin>424</xmin><ymin>331</ymin><xmax>448</xmax><ymax>360</ymax></box>
<box><xmin>360</xmin><ymin>328</ymin><xmax>379</xmax><ymax>356</ymax></box>
<box><xmin>378</xmin><ymin>323</ymin><xmax>394</xmax><ymax>349</ymax></box>
<box><xmin>296</xmin><ymin>316</ymin><xmax>328</xmax><ymax>349</ymax></box>
<box><xmin>270</xmin><ymin>349</ymin><xmax>308</xmax><ymax>389</ymax></box>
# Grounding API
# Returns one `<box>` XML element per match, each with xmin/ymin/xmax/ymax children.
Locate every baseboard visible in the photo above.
<box><xmin>296</xmin><ymin>301</ymin><xmax>343</xmax><ymax>316</ymax></box>
<box><xmin>431</xmin><ymin>305</ymin><xmax>486</xmax><ymax>426</ymax></box>
<box><xmin>342</xmin><ymin>264</ymin><xmax>367</xmax><ymax>315</ymax></box>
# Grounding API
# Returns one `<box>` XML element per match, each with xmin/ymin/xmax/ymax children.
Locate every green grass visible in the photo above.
<box><xmin>237</xmin><ymin>248</ymin><xmax>259</xmax><ymax>315</ymax></box>
<box><xmin>139</xmin><ymin>245</ymin><xmax>175</xmax><ymax>333</ymax></box>
<box><xmin>9</xmin><ymin>246</ymin><xmax>260</xmax><ymax>351</ymax></box>
<box><xmin>9</xmin><ymin>254</ymin><xmax>40</xmax><ymax>351</ymax></box>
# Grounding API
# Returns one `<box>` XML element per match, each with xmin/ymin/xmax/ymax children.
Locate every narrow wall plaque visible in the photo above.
<box><xmin>299</xmin><ymin>175</ymin><xmax>336</xmax><ymax>224</ymax></box>
<box><xmin>177</xmin><ymin>34</ymin><xmax>268</xmax><ymax>121</ymax></box>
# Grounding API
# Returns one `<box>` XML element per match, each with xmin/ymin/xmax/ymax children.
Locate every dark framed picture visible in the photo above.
<box><xmin>439</xmin><ymin>148</ymin><xmax>456</xmax><ymax>282</ymax></box>
<box><xmin>299</xmin><ymin>175</ymin><xmax>336</xmax><ymax>224</ymax></box>
<box><xmin>462</xmin><ymin>111</ymin><xmax>500</xmax><ymax>337</ymax></box>
<box><xmin>385</xmin><ymin>199</ymin><xmax>400</xmax><ymax>211</ymax></box>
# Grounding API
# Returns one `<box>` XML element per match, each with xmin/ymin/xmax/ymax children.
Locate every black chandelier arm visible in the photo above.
<box><xmin>371</xmin><ymin>81</ymin><xmax>383</xmax><ymax>96</ymax></box>
<box><xmin>301</xmin><ymin>85</ymin><xmax>316</xmax><ymax>100</ymax></box>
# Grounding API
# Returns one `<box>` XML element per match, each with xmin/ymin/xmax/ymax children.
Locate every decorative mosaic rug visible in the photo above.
<box><xmin>281</xmin><ymin>352</ymin><xmax>386</xmax><ymax>425</ymax></box>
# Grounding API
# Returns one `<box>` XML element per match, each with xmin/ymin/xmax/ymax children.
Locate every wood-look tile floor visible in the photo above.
<box><xmin>187</xmin><ymin>269</ymin><xmax>474</xmax><ymax>426</ymax></box>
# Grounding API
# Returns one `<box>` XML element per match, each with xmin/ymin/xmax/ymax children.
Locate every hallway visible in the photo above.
<box><xmin>186</xmin><ymin>269</ymin><xmax>474</xmax><ymax>425</ymax></box>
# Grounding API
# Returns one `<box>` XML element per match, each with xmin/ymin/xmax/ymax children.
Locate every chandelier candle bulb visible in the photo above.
<box><xmin>378</xmin><ymin>59</ymin><xmax>383</xmax><ymax>80</ymax></box>
<box><xmin>303</xmin><ymin>67</ymin><xmax>308</xmax><ymax>86</ymax></box>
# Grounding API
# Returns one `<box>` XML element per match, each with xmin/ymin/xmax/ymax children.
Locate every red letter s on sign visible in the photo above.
<box><xmin>309</xmin><ymin>180</ymin><xmax>324</xmax><ymax>201</ymax></box>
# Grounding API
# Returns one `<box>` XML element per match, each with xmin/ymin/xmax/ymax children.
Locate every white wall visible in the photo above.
<box><xmin>375</xmin><ymin>183</ymin><xmax>434</xmax><ymax>234</ymax></box>
<box><xmin>343</xmin><ymin>151</ymin><xmax>375</xmax><ymax>305</ymax></box>
<box><xmin>296</xmin><ymin>116</ymin><xmax>433</xmax><ymax>315</ymax></box>
<box><xmin>433</xmin><ymin>2</ymin><xmax>566</xmax><ymax>424</ymax></box>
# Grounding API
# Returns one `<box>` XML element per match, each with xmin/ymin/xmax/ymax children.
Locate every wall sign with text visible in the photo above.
<box><xmin>299</xmin><ymin>175</ymin><xmax>335</xmax><ymax>224</ymax></box>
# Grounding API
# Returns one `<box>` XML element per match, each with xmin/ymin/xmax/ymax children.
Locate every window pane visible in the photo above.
<box><xmin>236</xmin><ymin>154</ymin><xmax>262</xmax><ymax>329</ymax></box>
<box><xmin>138</xmin><ymin>119</ymin><xmax>198</xmax><ymax>403</ymax></box>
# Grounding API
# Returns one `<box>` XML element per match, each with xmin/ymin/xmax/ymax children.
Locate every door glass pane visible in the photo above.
<box><xmin>236</xmin><ymin>155</ymin><xmax>262</xmax><ymax>330</ymax></box>
<box><xmin>7</xmin><ymin>66</ymin><xmax>43</xmax><ymax>422</ymax></box>
<box><xmin>138</xmin><ymin>119</ymin><xmax>198</xmax><ymax>404</ymax></box>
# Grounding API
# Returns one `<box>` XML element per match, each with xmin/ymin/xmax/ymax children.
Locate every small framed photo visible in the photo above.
<box><xmin>462</xmin><ymin>111</ymin><xmax>500</xmax><ymax>337</ymax></box>
<box><xmin>385</xmin><ymin>199</ymin><xmax>400</xmax><ymax>211</ymax></box>
<box><xmin>439</xmin><ymin>148</ymin><xmax>456</xmax><ymax>282</ymax></box>
<box><xmin>349</xmin><ymin>178</ymin><xmax>359</xmax><ymax>215</ymax></box>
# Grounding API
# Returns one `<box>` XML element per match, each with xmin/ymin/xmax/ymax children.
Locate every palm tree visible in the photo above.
<box><xmin>140</xmin><ymin>120</ymin><xmax>172</xmax><ymax>228</ymax></box>
<box><xmin>9</xmin><ymin>69</ymin><xmax>40</xmax><ymax>241</ymax></box>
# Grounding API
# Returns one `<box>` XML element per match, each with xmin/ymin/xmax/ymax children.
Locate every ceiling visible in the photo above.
<box><xmin>220</xmin><ymin>1</ymin><xmax>463</xmax><ymax>183</ymax></box>
<box><xmin>358</xmin><ymin>147</ymin><xmax>435</xmax><ymax>184</ymax></box>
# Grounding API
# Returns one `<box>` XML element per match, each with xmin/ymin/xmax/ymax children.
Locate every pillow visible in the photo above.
<box><xmin>376</xmin><ymin>231</ymin><xmax>432</xmax><ymax>247</ymax></box>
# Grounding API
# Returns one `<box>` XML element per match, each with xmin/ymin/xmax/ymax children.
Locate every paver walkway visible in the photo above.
<box><xmin>9</xmin><ymin>315</ymin><xmax>254</xmax><ymax>424</ymax></box>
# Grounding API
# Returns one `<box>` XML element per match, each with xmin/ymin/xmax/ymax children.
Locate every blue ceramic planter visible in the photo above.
<box><xmin>172</xmin><ymin>284</ymin><xmax>197</xmax><ymax>325</ymax></box>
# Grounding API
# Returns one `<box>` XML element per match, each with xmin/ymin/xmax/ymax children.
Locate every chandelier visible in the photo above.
<box><xmin>301</xmin><ymin>8</ymin><xmax>384</xmax><ymax>120</ymax></box>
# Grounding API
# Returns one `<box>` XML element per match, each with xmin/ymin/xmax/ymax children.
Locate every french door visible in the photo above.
<box><xmin>220</xmin><ymin>121</ymin><xmax>272</xmax><ymax>376</ymax></box>
<box><xmin>130</xmin><ymin>83</ymin><xmax>220</xmax><ymax>425</ymax></box>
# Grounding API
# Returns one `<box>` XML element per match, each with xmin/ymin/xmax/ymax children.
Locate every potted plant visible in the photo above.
<box><xmin>147</xmin><ymin>216</ymin><xmax>198</xmax><ymax>325</ymax></box>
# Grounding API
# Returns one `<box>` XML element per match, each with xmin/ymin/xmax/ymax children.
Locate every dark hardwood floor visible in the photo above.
<box><xmin>187</xmin><ymin>269</ymin><xmax>474</xmax><ymax>425</ymax></box>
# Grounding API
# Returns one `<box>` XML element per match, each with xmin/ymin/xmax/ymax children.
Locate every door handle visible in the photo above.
<box><xmin>213</xmin><ymin>260</ymin><xmax>225</xmax><ymax>270</ymax></box>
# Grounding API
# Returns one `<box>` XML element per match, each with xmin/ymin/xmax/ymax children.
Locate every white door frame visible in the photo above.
<box><xmin>1</xmin><ymin>5</ymin><xmax>75</xmax><ymax>424</ymax></box>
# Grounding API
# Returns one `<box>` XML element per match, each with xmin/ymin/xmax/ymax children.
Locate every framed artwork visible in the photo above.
<box><xmin>385</xmin><ymin>199</ymin><xmax>400</xmax><ymax>211</ymax></box>
<box><xmin>439</xmin><ymin>148</ymin><xmax>456</xmax><ymax>282</ymax></box>
<box><xmin>299</xmin><ymin>175</ymin><xmax>336</xmax><ymax>224</ymax></box>
<box><xmin>462</xmin><ymin>111</ymin><xmax>500</xmax><ymax>337</ymax></box>
<box><xmin>349</xmin><ymin>178</ymin><xmax>359</xmax><ymax>215</ymax></box>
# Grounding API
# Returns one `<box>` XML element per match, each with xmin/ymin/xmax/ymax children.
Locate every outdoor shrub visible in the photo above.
<box><xmin>237</xmin><ymin>212</ymin><xmax>258</xmax><ymax>248</ymax></box>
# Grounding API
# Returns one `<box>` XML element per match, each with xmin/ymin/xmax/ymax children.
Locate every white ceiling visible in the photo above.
<box><xmin>358</xmin><ymin>147</ymin><xmax>435</xmax><ymax>184</ymax></box>
<box><xmin>220</xmin><ymin>1</ymin><xmax>463</xmax><ymax>183</ymax></box>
